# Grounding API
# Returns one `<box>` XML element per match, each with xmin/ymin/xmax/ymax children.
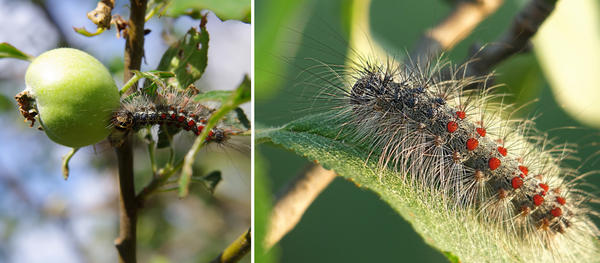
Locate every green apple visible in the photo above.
<box><xmin>24</xmin><ymin>48</ymin><xmax>120</xmax><ymax>147</ymax></box>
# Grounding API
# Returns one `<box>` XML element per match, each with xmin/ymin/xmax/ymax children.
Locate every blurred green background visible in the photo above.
<box><xmin>255</xmin><ymin>0</ymin><xmax>600</xmax><ymax>262</ymax></box>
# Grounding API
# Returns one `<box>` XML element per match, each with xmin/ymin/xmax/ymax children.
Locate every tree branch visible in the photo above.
<box><xmin>114</xmin><ymin>139</ymin><xmax>137</xmax><ymax>263</ymax></box>
<box><xmin>412</xmin><ymin>0</ymin><xmax>504</xmax><ymax>64</ymax></box>
<box><xmin>463</xmin><ymin>0</ymin><xmax>556</xmax><ymax>77</ymax></box>
<box><xmin>264</xmin><ymin>164</ymin><xmax>337</xmax><ymax>249</ymax></box>
<box><xmin>115</xmin><ymin>0</ymin><xmax>147</xmax><ymax>262</ymax></box>
<box><xmin>123</xmin><ymin>0</ymin><xmax>147</xmax><ymax>83</ymax></box>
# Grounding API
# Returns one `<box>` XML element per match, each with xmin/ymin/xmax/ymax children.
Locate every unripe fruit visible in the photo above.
<box><xmin>24</xmin><ymin>48</ymin><xmax>120</xmax><ymax>147</ymax></box>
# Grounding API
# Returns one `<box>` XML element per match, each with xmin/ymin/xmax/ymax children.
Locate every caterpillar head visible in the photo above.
<box><xmin>112</xmin><ymin>111</ymin><xmax>134</xmax><ymax>130</ymax></box>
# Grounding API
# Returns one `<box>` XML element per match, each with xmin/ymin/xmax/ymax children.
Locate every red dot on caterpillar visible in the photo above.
<box><xmin>539</xmin><ymin>183</ymin><xmax>549</xmax><ymax>193</ymax></box>
<box><xmin>466</xmin><ymin>138</ymin><xmax>478</xmax><ymax>151</ymax></box>
<box><xmin>488</xmin><ymin>157</ymin><xmax>501</xmax><ymax>170</ymax></box>
<box><xmin>170</xmin><ymin>113</ymin><xmax>176</xmax><ymax>120</ymax></box>
<box><xmin>533</xmin><ymin>194</ymin><xmax>544</xmax><ymax>206</ymax></box>
<box><xmin>456</xmin><ymin>111</ymin><xmax>466</xmax><ymax>119</ymax></box>
<box><xmin>160</xmin><ymin>113</ymin><xmax>167</xmax><ymax>119</ymax></box>
<box><xmin>551</xmin><ymin>207</ymin><xmax>562</xmax><ymax>217</ymax></box>
<box><xmin>556</xmin><ymin>196</ymin><xmax>566</xmax><ymax>205</ymax></box>
<box><xmin>187</xmin><ymin>120</ymin><xmax>195</xmax><ymax>127</ymax></box>
<box><xmin>447</xmin><ymin>121</ymin><xmax>458</xmax><ymax>133</ymax></box>
<box><xmin>511</xmin><ymin>177</ymin><xmax>523</xmax><ymax>189</ymax></box>
<box><xmin>177</xmin><ymin>115</ymin><xmax>186</xmax><ymax>122</ymax></box>
<box><xmin>519</xmin><ymin>165</ymin><xmax>529</xmax><ymax>176</ymax></box>
<box><xmin>476</xmin><ymin>127</ymin><xmax>486</xmax><ymax>137</ymax></box>
<box><xmin>497</xmin><ymin>146</ymin><xmax>507</xmax><ymax>156</ymax></box>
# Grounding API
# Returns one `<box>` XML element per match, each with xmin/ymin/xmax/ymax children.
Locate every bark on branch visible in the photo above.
<box><xmin>463</xmin><ymin>0</ymin><xmax>556</xmax><ymax>77</ymax></box>
<box><xmin>264</xmin><ymin>165</ymin><xmax>337</xmax><ymax>250</ymax></box>
<box><xmin>412</xmin><ymin>0</ymin><xmax>504</xmax><ymax>65</ymax></box>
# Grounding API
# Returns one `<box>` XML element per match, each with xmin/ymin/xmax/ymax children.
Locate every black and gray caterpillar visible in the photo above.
<box><xmin>312</xmin><ymin>57</ymin><xmax>599</xmax><ymax>262</ymax></box>
<box><xmin>111</xmin><ymin>89</ymin><xmax>241</xmax><ymax>143</ymax></box>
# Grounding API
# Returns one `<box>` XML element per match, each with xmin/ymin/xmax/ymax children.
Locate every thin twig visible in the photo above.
<box><xmin>210</xmin><ymin>228</ymin><xmax>251</xmax><ymax>263</ymax></box>
<box><xmin>463</xmin><ymin>0</ymin><xmax>556</xmax><ymax>77</ymax></box>
<box><xmin>412</xmin><ymin>0</ymin><xmax>504</xmax><ymax>65</ymax></box>
<box><xmin>264</xmin><ymin>164</ymin><xmax>337</xmax><ymax>250</ymax></box>
<box><xmin>135</xmin><ymin>163</ymin><xmax>182</xmax><ymax>208</ymax></box>
<box><xmin>115</xmin><ymin>0</ymin><xmax>147</xmax><ymax>262</ymax></box>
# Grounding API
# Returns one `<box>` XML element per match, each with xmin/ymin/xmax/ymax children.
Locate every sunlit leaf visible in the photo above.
<box><xmin>156</xmin><ymin>24</ymin><xmax>209</xmax><ymax>90</ymax></box>
<box><xmin>167</xmin><ymin>0</ymin><xmax>250</xmax><ymax>22</ymax></box>
<box><xmin>0</xmin><ymin>43</ymin><xmax>33</xmax><ymax>61</ymax></box>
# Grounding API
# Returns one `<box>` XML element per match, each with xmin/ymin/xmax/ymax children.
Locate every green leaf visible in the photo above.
<box><xmin>145</xmin><ymin>0</ymin><xmax>170</xmax><ymax>21</ymax></box>
<box><xmin>156</xmin><ymin>24</ymin><xmax>209</xmax><ymax>89</ymax></box>
<box><xmin>153</xmin><ymin>23</ymin><xmax>210</xmax><ymax>148</ymax></box>
<box><xmin>442</xmin><ymin>251</ymin><xmax>460</xmax><ymax>263</ymax></box>
<box><xmin>193</xmin><ymin>90</ymin><xmax>232</xmax><ymax>103</ymax></box>
<box><xmin>256</xmin><ymin>113</ymin><xmax>600</xmax><ymax>262</ymax></box>
<box><xmin>211</xmin><ymin>105</ymin><xmax>251</xmax><ymax>133</ymax></box>
<box><xmin>72</xmin><ymin>26</ymin><xmax>106</xmax><ymax>37</ymax></box>
<box><xmin>191</xmin><ymin>170</ymin><xmax>222</xmax><ymax>194</ymax></box>
<box><xmin>0</xmin><ymin>43</ymin><xmax>33</xmax><ymax>61</ymax></box>
<box><xmin>232</xmin><ymin>107</ymin><xmax>250</xmax><ymax>130</ymax></box>
<box><xmin>167</xmin><ymin>0</ymin><xmax>250</xmax><ymax>22</ymax></box>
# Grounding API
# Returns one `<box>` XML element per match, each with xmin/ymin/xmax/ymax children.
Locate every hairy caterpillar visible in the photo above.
<box><xmin>111</xmin><ymin>88</ymin><xmax>243</xmax><ymax>143</ymax></box>
<box><xmin>300</xmin><ymin>52</ymin><xmax>600</xmax><ymax>261</ymax></box>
